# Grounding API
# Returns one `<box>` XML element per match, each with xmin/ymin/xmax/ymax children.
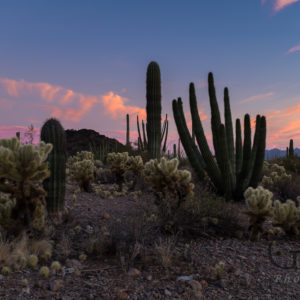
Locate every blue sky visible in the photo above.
<box><xmin>1</xmin><ymin>0</ymin><xmax>300</xmax><ymax>149</ymax></box>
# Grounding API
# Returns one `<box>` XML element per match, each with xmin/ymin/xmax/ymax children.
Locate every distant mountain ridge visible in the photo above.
<box><xmin>265</xmin><ymin>148</ymin><xmax>300</xmax><ymax>160</ymax></box>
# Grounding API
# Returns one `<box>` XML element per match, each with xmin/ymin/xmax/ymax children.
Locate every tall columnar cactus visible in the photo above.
<box><xmin>172</xmin><ymin>73</ymin><xmax>267</xmax><ymax>201</ymax></box>
<box><xmin>288</xmin><ymin>139</ymin><xmax>294</xmax><ymax>158</ymax></box>
<box><xmin>146</xmin><ymin>61</ymin><xmax>162</xmax><ymax>160</ymax></box>
<box><xmin>40</xmin><ymin>118</ymin><xmax>67</xmax><ymax>213</ymax></box>
<box><xmin>16</xmin><ymin>132</ymin><xmax>20</xmax><ymax>141</ymax></box>
<box><xmin>126</xmin><ymin>114</ymin><xmax>130</xmax><ymax>148</ymax></box>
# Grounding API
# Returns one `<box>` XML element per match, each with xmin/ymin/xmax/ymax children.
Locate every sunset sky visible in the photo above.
<box><xmin>1</xmin><ymin>0</ymin><xmax>300</xmax><ymax>150</ymax></box>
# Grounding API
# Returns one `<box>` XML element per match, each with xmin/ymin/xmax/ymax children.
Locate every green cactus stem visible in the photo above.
<box><xmin>146</xmin><ymin>61</ymin><xmax>162</xmax><ymax>160</ymax></box>
<box><xmin>40</xmin><ymin>118</ymin><xmax>67</xmax><ymax>214</ymax></box>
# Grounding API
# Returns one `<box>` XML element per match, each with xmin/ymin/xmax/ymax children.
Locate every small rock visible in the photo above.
<box><xmin>85</xmin><ymin>225</ymin><xmax>94</xmax><ymax>233</ymax></box>
<box><xmin>164</xmin><ymin>289</ymin><xmax>172</xmax><ymax>296</ymax></box>
<box><xmin>103</xmin><ymin>213</ymin><xmax>110</xmax><ymax>220</ymax></box>
<box><xmin>65</xmin><ymin>259</ymin><xmax>82</xmax><ymax>269</ymax></box>
<box><xmin>0</xmin><ymin>275</ymin><xmax>4</xmax><ymax>280</ymax></box>
<box><xmin>189</xmin><ymin>280</ymin><xmax>203</xmax><ymax>292</ymax></box>
<box><xmin>214</xmin><ymin>279</ymin><xmax>226</xmax><ymax>288</ymax></box>
<box><xmin>177</xmin><ymin>274</ymin><xmax>195</xmax><ymax>281</ymax></box>
<box><xmin>200</xmin><ymin>280</ymin><xmax>208</xmax><ymax>289</ymax></box>
<box><xmin>50</xmin><ymin>279</ymin><xmax>64</xmax><ymax>292</ymax></box>
<box><xmin>127</xmin><ymin>268</ymin><xmax>141</xmax><ymax>276</ymax></box>
<box><xmin>146</xmin><ymin>275</ymin><xmax>152</xmax><ymax>281</ymax></box>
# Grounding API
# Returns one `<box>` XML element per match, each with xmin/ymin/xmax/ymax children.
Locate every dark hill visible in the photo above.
<box><xmin>65</xmin><ymin>128</ymin><xmax>126</xmax><ymax>157</ymax></box>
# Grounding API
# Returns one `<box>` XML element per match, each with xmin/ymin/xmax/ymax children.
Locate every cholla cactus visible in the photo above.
<box><xmin>215</xmin><ymin>261</ymin><xmax>225</xmax><ymax>280</ymax></box>
<box><xmin>144</xmin><ymin>157</ymin><xmax>194</xmax><ymax>229</ymax></box>
<box><xmin>262</xmin><ymin>162</ymin><xmax>291</xmax><ymax>193</ymax></box>
<box><xmin>0</xmin><ymin>137</ymin><xmax>52</xmax><ymax>235</ymax></box>
<box><xmin>107</xmin><ymin>152</ymin><xmax>129</xmax><ymax>191</ymax></box>
<box><xmin>243</xmin><ymin>186</ymin><xmax>274</xmax><ymax>241</ymax></box>
<box><xmin>71</xmin><ymin>159</ymin><xmax>95</xmax><ymax>192</ymax></box>
<box><xmin>272</xmin><ymin>198</ymin><xmax>300</xmax><ymax>236</ymax></box>
<box><xmin>127</xmin><ymin>155</ymin><xmax>144</xmax><ymax>190</ymax></box>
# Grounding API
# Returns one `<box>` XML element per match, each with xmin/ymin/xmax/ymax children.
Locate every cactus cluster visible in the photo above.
<box><xmin>273</xmin><ymin>198</ymin><xmax>300</xmax><ymax>236</ymax></box>
<box><xmin>144</xmin><ymin>157</ymin><xmax>194</xmax><ymax>229</ymax></box>
<box><xmin>107</xmin><ymin>152</ymin><xmax>129</xmax><ymax>191</ymax></box>
<box><xmin>0</xmin><ymin>137</ymin><xmax>52</xmax><ymax>235</ymax></box>
<box><xmin>243</xmin><ymin>186</ymin><xmax>274</xmax><ymax>241</ymax></box>
<box><xmin>262</xmin><ymin>162</ymin><xmax>291</xmax><ymax>192</ymax></box>
<box><xmin>172</xmin><ymin>74</ymin><xmax>266</xmax><ymax>201</ymax></box>
<box><xmin>68</xmin><ymin>151</ymin><xmax>96</xmax><ymax>192</ymax></box>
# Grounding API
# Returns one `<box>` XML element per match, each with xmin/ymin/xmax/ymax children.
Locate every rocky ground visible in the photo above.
<box><xmin>0</xmin><ymin>167</ymin><xmax>300</xmax><ymax>300</ymax></box>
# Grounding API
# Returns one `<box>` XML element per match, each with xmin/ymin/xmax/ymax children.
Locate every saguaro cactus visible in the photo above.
<box><xmin>40</xmin><ymin>118</ymin><xmax>67</xmax><ymax>214</ymax></box>
<box><xmin>146</xmin><ymin>61</ymin><xmax>162</xmax><ymax>160</ymax></box>
<box><xmin>172</xmin><ymin>74</ymin><xmax>267</xmax><ymax>201</ymax></box>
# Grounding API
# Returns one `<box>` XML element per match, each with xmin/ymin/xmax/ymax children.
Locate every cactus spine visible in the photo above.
<box><xmin>172</xmin><ymin>74</ymin><xmax>267</xmax><ymax>201</ymax></box>
<box><xmin>40</xmin><ymin>118</ymin><xmax>67</xmax><ymax>213</ymax></box>
<box><xmin>146</xmin><ymin>61</ymin><xmax>162</xmax><ymax>160</ymax></box>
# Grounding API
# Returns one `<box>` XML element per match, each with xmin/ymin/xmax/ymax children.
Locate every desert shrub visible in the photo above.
<box><xmin>143</xmin><ymin>157</ymin><xmax>194</xmax><ymax>231</ymax></box>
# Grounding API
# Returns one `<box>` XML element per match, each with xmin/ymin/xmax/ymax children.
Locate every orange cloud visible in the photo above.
<box><xmin>286</xmin><ymin>43</ymin><xmax>300</xmax><ymax>54</ymax></box>
<box><xmin>101</xmin><ymin>91</ymin><xmax>146</xmax><ymax>121</ymax></box>
<box><xmin>239</xmin><ymin>92</ymin><xmax>274</xmax><ymax>104</ymax></box>
<box><xmin>265</xmin><ymin>101</ymin><xmax>300</xmax><ymax>148</ymax></box>
<box><xmin>274</xmin><ymin>0</ymin><xmax>299</xmax><ymax>11</ymax></box>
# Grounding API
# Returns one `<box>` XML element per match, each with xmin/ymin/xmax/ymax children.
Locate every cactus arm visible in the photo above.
<box><xmin>218</xmin><ymin>124</ymin><xmax>233</xmax><ymax>199</ymax></box>
<box><xmin>189</xmin><ymin>83</ymin><xmax>223</xmax><ymax>191</ymax></box>
<box><xmin>249</xmin><ymin>116</ymin><xmax>266</xmax><ymax>188</ymax></box>
<box><xmin>136</xmin><ymin>115</ymin><xmax>144</xmax><ymax>151</ymax></box>
<box><xmin>235</xmin><ymin>118</ymin><xmax>243</xmax><ymax>176</ymax></box>
<box><xmin>172</xmin><ymin>98</ymin><xmax>206</xmax><ymax>179</ymax></box>
<box><xmin>242</xmin><ymin>115</ymin><xmax>261</xmax><ymax>191</ymax></box>
<box><xmin>142</xmin><ymin>120</ymin><xmax>148</xmax><ymax>148</ymax></box>
<box><xmin>208</xmin><ymin>73</ymin><xmax>223</xmax><ymax>169</ymax></box>
<box><xmin>224</xmin><ymin>87</ymin><xmax>235</xmax><ymax>189</ymax></box>
<box><xmin>162</xmin><ymin>117</ymin><xmax>168</xmax><ymax>153</ymax></box>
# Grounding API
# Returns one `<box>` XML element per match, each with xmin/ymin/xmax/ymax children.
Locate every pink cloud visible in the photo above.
<box><xmin>262</xmin><ymin>0</ymin><xmax>299</xmax><ymax>12</ymax></box>
<box><xmin>286</xmin><ymin>44</ymin><xmax>300</xmax><ymax>54</ymax></box>
<box><xmin>239</xmin><ymin>92</ymin><xmax>274</xmax><ymax>104</ymax></box>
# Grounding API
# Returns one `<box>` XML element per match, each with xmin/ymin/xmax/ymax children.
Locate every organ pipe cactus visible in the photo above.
<box><xmin>40</xmin><ymin>118</ymin><xmax>67</xmax><ymax>214</ymax></box>
<box><xmin>172</xmin><ymin>73</ymin><xmax>267</xmax><ymax>201</ymax></box>
<box><xmin>146</xmin><ymin>61</ymin><xmax>162</xmax><ymax>160</ymax></box>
